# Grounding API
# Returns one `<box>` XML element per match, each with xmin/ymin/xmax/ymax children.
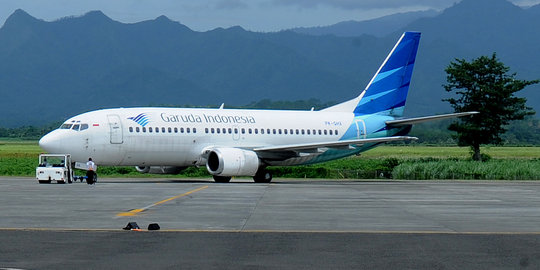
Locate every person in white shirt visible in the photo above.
<box><xmin>86</xmin><ymin>158</ymin><xmax>97</xmax><ymax>184</ymax></box>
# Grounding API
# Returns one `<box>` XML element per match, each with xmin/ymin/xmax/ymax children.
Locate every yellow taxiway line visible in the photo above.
<box><xmin>116</xmin><ymin>185</ymin><xmax>209</xmax><ymax>217</ymax></box>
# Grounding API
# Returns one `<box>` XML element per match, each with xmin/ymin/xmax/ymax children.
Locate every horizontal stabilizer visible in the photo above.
<box><xmin>385</xmin><ymin>112</ymin><xmax>479</xmax><ymax>127</ymax></box>
<box><xmin>254</xmin><ymin>136</ymin><xmax>418</xmax><ymax>152</ymax></box>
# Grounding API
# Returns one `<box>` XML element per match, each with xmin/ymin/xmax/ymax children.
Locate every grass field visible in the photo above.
<box><xmin>1</xmin><ymin>140</ymin><xmax>539</xmax><ymax>179</ymax></box>
<box><xmin>361</xmin><ymin>146</ymin><xmax>540</xmax><ymax>159</ymax></box>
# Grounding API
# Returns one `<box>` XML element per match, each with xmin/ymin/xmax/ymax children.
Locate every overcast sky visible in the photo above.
<box><xmin>1</xmin><ymin>0</ymin><xmax>540</xmax><ymax>32</ymax></box>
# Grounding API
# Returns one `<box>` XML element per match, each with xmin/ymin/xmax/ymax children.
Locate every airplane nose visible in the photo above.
<box><xmin>39</xmin><ymin>132</ymin><xmax>62</xmax><ymax>153</ymax></box>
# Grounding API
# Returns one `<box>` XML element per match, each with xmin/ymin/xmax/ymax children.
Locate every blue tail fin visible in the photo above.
<box><xmin>354</xmin><ymin>32</ymin><xmax>421</xmax><ymax>117</ymax></box>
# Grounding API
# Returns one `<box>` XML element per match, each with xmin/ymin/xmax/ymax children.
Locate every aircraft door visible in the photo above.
<box><xmin>107</xmin><ymin>114</ymin><xmax>124</xmax><ymax>144</ymax></box>
<box><xmin>354</xmin><ymin>119</ymin><xmax>367</xmax><ymax>139</ymax></box>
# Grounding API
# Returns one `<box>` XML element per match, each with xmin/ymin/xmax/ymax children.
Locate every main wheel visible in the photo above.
<box><xmin>213</xmin><ymin>175</ymin><xmax>231</xmax><ymax>183</ymax></box>
<box><xmin>253</xmin><ymin>169</ymin><xmax>272</xmax><ymax>183</ymax></box>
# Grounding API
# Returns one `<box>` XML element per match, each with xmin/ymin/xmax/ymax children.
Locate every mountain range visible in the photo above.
<box><xmin>0</xmin><ymin>0</ymin><xmax>539</xmax><ymax>127</ymax></box>
<box><xmin>290</xmin><ymin>10</ymin><xmax>440</xmax><ymax>37</ymax></box>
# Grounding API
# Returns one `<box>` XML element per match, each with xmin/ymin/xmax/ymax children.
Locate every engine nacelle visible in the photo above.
<box><xmin>206</xmin><ymin>148</ymin><xmax>260</xmax><ymax>176</ymax></box>
<box><xmin>135</xmin><ymin>166</ymin><xmax>186</xmax><ymax>174</ymax></box>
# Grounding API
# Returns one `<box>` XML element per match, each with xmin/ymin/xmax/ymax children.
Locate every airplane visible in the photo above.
<box><xmin>39</xmin><ymin>31</ymin><xmax>477</xmax><ymax>183</ymax></box>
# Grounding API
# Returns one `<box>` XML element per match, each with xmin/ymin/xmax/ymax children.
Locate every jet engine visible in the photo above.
<box><xmin>206</xmin><ymin>148</ymin><xmax>260</xmax><ymax>176</ymax></box>
<box><xmin>135</xmin><ymin>166</ymin><xmax>186</xmax><ymax>174</ymax></box>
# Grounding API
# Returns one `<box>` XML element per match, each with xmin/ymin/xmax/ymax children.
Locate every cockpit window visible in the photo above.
<box><xmin>80</xmin><ymin>124</ymin><xmax>89</xmax><ymax>131</ymax></box>
<box><xmin>72</xmin><ymin>124</ymin><xmax>80</xmax><ymax>131</ymax></box>
<box><xmin>60</xmin><ymin>124</ymin><xmax>73</xmax><ymax>129</ymax></box>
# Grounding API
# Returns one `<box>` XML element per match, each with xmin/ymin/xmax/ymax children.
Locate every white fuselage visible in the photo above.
<box><xmin>39</xmin><ymin>107</ymin><xmax>386</xmax><ymax>167</ymax></box>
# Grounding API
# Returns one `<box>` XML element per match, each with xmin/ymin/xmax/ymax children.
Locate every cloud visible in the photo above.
<box><xmin>215</xmin><ymin>0</ymin><xmax>249</xmax><ymax>9</ymax></box>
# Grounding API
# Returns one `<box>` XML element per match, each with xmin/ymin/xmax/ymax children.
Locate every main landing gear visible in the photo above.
<box><xmin>211</xmin><ymin>168</ymin><xmax>273</xmax><ymax>183</ymax></box>
<box><xmin>213</xmin><ymin>175</ymin><xmax>232</xmax><ymax>183</ymax></box>
<box><xmin>253</xmin><ymin>168</ymin><xmax>272</xmax><ymax>183</ymax></box>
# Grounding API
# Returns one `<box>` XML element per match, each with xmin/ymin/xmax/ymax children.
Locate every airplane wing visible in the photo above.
<box><xmin>253</xmin><ymin>136</ymin><xmax>417</xmax><ymax>153</ymax></box>
<box><xmin>385</xmin><ymin>112</ymin><xmax>479</xmax><ymax>127</ymax></box>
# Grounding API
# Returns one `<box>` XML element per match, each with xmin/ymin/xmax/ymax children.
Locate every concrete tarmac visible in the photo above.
<box><xmin>1</xmin><ymin>177</ymin><xmax>540</xmax><ymax>269</ymax></box>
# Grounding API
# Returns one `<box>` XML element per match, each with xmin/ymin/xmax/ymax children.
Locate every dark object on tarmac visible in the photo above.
<box><xmin>148</xmin><ymin>223</ymin><xmax>160</xmax><ymax>231</ymax></box>
<box><xmin>123</xmin><ymin>222</ymin><xmax>140</xmax><ymax>230</ymax></box>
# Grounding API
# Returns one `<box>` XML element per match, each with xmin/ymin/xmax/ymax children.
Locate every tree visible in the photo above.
<box><xmin>443</xmin><ymin>53</ymin><xmax>538</xmax><ymax>161</ymax></box>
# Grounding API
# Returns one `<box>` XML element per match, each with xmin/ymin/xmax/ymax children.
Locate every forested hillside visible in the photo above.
<box><xmin>0</xmin><ymin>0</ymin><xmax>538</xmax><ymax>127</ymax></box>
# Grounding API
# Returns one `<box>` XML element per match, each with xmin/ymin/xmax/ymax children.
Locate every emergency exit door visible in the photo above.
<box><xmin>355</xmin><ymin>119</ymin><xmax>367</xmax><ymax>139</ymax></box>
<box><xmin>107</xmin><ymin>114</ymin><xmax>123</xmax><ymax>144</ymax></box>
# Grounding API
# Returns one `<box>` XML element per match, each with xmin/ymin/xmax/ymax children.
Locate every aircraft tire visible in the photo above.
<box><xmin>213</xmin><ymin>175</ymin><xmax>231</xmax><ymax>183</ymax></box>
<box><xmin>253</xmin><ymin>170</ymin><xmax>272</xmax><ymax>183</ymax></box>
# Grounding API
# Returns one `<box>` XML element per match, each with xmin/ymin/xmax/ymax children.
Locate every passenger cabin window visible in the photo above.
<box><xmin>142</xmin><ymin>127</ymin><xmax>146</xmax><ymax>132</ymax></box>
<box><xmin>149</xmin><ymin>127</ymin><xmax>153</xmax><ymax>133</ymax></box>
<box><xmin>129</xmin><ymin>127</ymin><xmax>133</xmax><ymax>132</ymax></box>
<box><xmin>136</xmin><ymin>127</ymin><xmax>140</xmax><ymax>132</ymax></box>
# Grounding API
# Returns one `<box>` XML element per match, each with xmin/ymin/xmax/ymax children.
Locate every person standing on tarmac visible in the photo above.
<box><xmin>86</xmin><ymin>158</ymin><xmax>96</xmax><ymax>185</ymax></box>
